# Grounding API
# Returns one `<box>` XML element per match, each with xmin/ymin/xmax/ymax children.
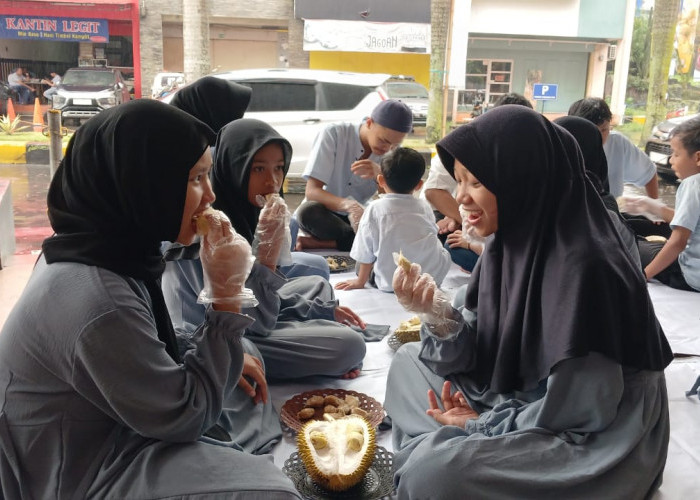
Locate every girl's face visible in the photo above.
<box><xmin>454</xmin><ymin>159</ymin><xmax>498</xmax><ymax>237</ymax></box>
<box><xmin>597</xmin><ymin>120</ymin><xmax>612</xmax><ymax>144</ymax></box>
<box><xmin>669</xmin><ymin>135</ymin><xmax>700</xmax><ymax>180</ymax></box>
<box><xmin>176</xmin><ymin>148</ymin><xmax>215</xmax><ymax>245</ymax></box>
<box><xmin>247</xmin><ymin>142</ymin><xmax>286</xmax><ymax>206</ymax></box>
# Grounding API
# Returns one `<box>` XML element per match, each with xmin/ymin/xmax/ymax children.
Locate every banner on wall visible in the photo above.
<box><xmin>303</xmin><ymin>19</ymin><xmax>430</xmax><ymax>54</ymax></box>
<box><xmin>674</xmin><ymin>0</ymin><xmax>699</xmax><ymax>75</ymax></box>
<box><xmin>0</xmin><ymin>15</ymin><xmax>109</xmax><ymax>43</ymax></box>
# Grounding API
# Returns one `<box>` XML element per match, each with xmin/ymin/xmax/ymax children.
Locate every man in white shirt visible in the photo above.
<box><xmin>7</xmin><ymin>68</ymin><xmax>34</xmax><ymax>104</ymax></box>
<box><xmin>42</xmin><ymin>71</ymin><xmax>62</xmax><ymax>101</ymax></box>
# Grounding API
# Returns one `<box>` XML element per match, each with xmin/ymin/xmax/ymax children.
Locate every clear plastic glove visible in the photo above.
<box><xmin>616</xmin><ymin>195</ymin><xmax>667</xmax><ymax>222</ymax></box>
<box><xmin>253</xmin><ymin>194</ymin><xmax>292</xmax><ymax>267</ymax></box>
<box><xmin>198</xmin><ymin>210</ymin><xmax>257</xmax><ymax>307</ymax></box>
<box><xmin>339</xmin><ymin>197</ymin><xmax>364</xmax><ymax>233</ymax></box>
<box><xmin>392</xmin><ymin>252</ymin><xmax>460</xmax><ymax>337</ymax></box>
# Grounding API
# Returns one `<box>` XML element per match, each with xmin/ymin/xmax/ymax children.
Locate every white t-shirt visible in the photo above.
<box><xmin>670</xmin><ymin>172</ymin><xmax>700</xmax><ymax>291</ymax></box>
<box><xmin>7</xmin><ymin>73</ymin><xmax>23</xmax><ymax>86</ymax></box>
<box><xmin>301</xmin><ymin>121</ymin><xmax>382</xmax><ymax>212</ymax></box>
<box><xmin>419</xmin><ymin>154</ymin><xmax>457</xmax><ymax>208</ymax></box>
<box><xmin>603</xmin><ymin>131</ymin><xmax>657</xmax><ymax>198</ymax></box>
<box><xmin>350</xmin><ymin>193</ymin><xmax>451</xmax><ymax>292</ymax></box>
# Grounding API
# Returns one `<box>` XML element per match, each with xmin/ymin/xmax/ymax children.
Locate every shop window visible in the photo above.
<box><xmin>460</xmin><ymin>59</ymin><xmax>513</xmax><ymax>111</ymax></box>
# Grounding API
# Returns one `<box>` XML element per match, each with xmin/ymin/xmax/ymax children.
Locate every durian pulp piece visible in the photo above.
<box><xmin>297</xmin><ymin>414</ymin><xmax>376</xmax><ymax>492</ymax></box>
<box><xmin>395</xmin><ymin>315</ymin><xmax>422</xmax><ymax>343</ymax></box>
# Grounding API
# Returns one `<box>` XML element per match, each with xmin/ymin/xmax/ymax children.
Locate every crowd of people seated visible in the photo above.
<box><xmin>0</xmin><ymin>80</ymin><xmax>697</xmax><ymax>498</ymax></box>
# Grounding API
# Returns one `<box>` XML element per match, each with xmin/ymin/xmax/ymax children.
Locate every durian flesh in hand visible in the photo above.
<box><xmin>297</xmin><ymin>414</ymin><xmax>376</xmax><ymax>491</ymax></box>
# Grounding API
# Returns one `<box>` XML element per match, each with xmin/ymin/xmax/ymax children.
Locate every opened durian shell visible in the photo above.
<box><xmin>297</xmin><ymin>414</ymin><xmax>376</xmax><ymax>492</ymax></box>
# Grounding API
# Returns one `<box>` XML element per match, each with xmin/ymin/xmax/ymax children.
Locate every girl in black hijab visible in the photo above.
<box><xmin>384</xmin><ymin>105</ymin><xmax>672</xmax><ymax>499</ymax></box>
<box><xmin>162</xmin><ymin>118</ymin><xmax>367</xmax><ymax>381</ymax></box>
<box><xmin>0</xmin><ymin>100</ymin><xmax>300</xmax><ymax>498</ymax></box>
<box><xmin>170</xmin><ymin>75</ymin><xmax>252</xmax><ymax>134</ymax></box>
<box><xmin>554</xmin><ymin>115</ymin><xmax>641</xmax><ymax>266</ymax></box>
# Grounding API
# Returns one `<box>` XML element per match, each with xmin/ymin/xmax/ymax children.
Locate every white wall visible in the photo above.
<box><xmin>470</xmin><ymin>0</ymin><xmax>580</xmax><ymax>37</ymax></box>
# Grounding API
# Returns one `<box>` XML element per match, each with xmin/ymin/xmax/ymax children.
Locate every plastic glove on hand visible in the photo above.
<box><xmin>617</xmin><ymin>195</ymin><xmax>666</xmax><ymax>222</ymax></box>
<box><xmin>254</xmin><ymin>194</ymin><xmax>290</xmax><ymax>267</ymax></box>
<box><xmin>198</xmin><ymin>209</ymin><xmax>257</xmax><ymax>306</ymax></box>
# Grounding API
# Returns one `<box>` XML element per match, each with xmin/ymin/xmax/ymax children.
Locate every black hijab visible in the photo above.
<box><xmin>553</xmin><ymin>115</ymin><xmax>619</xmax><ymax>213</ymax></box>
<box><xmin>212</xmin><ymin>118</ymin><xmax>292</xmax><ymax>243</ymax></box>
<box><xmin>436</xmin><ymin>105</ymin><xmax>672</xmax><ymax>393</ymax></box>
<box><xmin>42</xmin><ymin>100</ymin><xmax>215</xmax><ymax>362</ymax></box>
<box><xmin>170</xmin><ymin>76</ymin><xmax>252</xmax><ymax>135</ymax></box>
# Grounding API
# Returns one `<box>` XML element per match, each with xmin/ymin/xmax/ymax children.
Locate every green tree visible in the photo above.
<box><xmin>642</xmin><ymin>0</ymin><xmax>682</xmax><ymax>146</ymax></box>
<box><xmin>427</xmin><ymin>0</ymin><xmax>451</xmax><ymax>144</ymax></box>
<box><xmin>630</xmin><ymin>12</ymin><xmax>652</xmax><ymax>79</ymax></box>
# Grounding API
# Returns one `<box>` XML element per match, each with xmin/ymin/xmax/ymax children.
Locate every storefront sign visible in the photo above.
<box><xmin>303</xmin><ymin>19</ymin><xmax>430</xmax><ymax>54</ymax></box>
<box><xmin>0</xmin><ymin>15</ymin><xmax>109</xmax><ymax>43</ymax></box>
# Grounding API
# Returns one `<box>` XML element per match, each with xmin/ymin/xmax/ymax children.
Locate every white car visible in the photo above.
<box><xmin>162</xmin><ymin>68</ymin><xmax>396</xmax><ymax>180</ymax></box>
<box><xmin>151</xmin><ymin>72</ymin><xmax>185</xmax><ymax>99</ymax></box>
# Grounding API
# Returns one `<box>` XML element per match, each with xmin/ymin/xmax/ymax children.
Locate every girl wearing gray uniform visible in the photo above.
<box><xmin>0</xmin><ymin>101</ymin><xmax>300</xmax><ymax>499</ymax></box>
<box><xmin>162</xmin><ymin>118</ymin><xmax>366</xmax><ymax>380</ymax></box>
<box><xmin>386</xmin><ymin>106</ymin><xmax>672</xmax><ymax>499</ymax></box>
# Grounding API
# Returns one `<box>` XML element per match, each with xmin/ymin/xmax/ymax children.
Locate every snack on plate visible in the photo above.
<box><xmin>394</xmin><ymin>316</ymin><xmax>421</xmax><ymax>343</ymax></box>
<box><xmin>326</xmin><ymin>257</ymin><xmax>349</xmax><ymax>271</ymax></box>
<box><xmin>297</xmin><ymin>393</ymin><xmax>366</xmax><ymax>421</ymax></box>
<box><xmin>297</xmin><ymin>414</ymin><xmax>376</xmax><ymax>491</ymax></box>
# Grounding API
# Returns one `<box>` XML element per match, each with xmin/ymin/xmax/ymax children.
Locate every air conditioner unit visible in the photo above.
<box><xmin>607</xmin><ymin>45</ymin><xmax>617</xmax><ymax>61</ymax></box>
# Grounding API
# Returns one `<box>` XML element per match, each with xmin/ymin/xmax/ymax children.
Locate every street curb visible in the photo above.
<box><xmin>0</xmin><ymin>142</ymin><xmax>28</xmax><ymax>164</ymax></box>
<box><xmin>0</xmin><ymin>141</ymin><xmax>67</xmax><ymax>164</ymax></box>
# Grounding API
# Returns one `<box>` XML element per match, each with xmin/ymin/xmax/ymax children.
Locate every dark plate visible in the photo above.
<box><xmin>282</xmin><ymin>446</ymin><xmax>394</xmax><ymax>499</ymax></box>
<box><xmin>325</xmin><ymin>255</ymin><xmax>356</xmax><ymax>273</ymax></box>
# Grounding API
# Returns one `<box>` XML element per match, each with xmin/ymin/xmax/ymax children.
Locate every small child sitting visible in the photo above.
<box><xmin>636</xmin><ymin>116</ymin><xmax>700</xmax><ymax>292</ymax></box>
<box><xmin>335</xmin><ymin>147</ymin><xmax>452</xmax><ymax>292</ymax></box>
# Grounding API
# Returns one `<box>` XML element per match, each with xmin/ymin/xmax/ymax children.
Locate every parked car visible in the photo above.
<box><xmin>382</xmin><ymin>76</ymin><xmax>429</xmax><ymax>127</ymax></box>
<box><xmin>162</xmin><ymin>68</ymin><xmax>404</xmax><ymax>179</ymax></box>
<box><xmin>644</xmin><ymin>113</ymin><xmax>698</xmax><ymax>180</ymax></box>
<box><xmin>151</xmin><ymin>72</ymin><xmax>185</xmax><ymax>99</ymax></box>
<box><xmin>51</xmin><ymin>66</ymin><xmax>131</xmax><ymax>126</ymax></box>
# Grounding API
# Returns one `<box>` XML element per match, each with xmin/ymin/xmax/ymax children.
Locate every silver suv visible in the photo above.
<box><xmin>383</xmin><ymin>77</ymin><xmax>429</xmax><ymax>127</ymax></box>
<box><xmin>51</xmin><ymin>67</ymin><xmax>131</xmax><ymax>125</ymax></box>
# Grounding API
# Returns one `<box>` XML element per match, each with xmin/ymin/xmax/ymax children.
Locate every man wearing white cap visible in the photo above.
<box><xmin>294</xmin><ymin>99</ymin><xmax>413</xmax><ymax>251</ymax></box>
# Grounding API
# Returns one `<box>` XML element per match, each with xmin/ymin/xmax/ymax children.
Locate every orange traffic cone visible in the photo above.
<box><xmin>32</xmin><ymin>97</ymin><xmax>43</xmax><ymax>132</ymax></box>
<box><xmin>6</xmin><ymin>98</ymin><xmax>16</xmax><ymax>121</ymax></box>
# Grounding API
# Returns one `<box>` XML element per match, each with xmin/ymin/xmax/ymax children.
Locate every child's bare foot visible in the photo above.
<box><xmin>341</xmin><ymin>368</ymin><xmax>361</xmax><ymax>379</ymax></box>
<box><xmin>295</xmin><ymin>235</ymin><xmax>337</xmax><ymax>250</ymax></box>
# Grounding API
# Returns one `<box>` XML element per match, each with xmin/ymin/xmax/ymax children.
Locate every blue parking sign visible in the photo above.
<box><xmin>532</xmin><ymin>84</ymin><xmax>558</xmax><ymax>100</ymax></box>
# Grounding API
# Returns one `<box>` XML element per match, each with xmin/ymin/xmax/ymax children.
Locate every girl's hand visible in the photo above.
<box><xmin>200</xmin><ymin>214</ymin><xmax>255</xmax><ymax>303</ymax></box>
<box><xmin>334</xmin><ymin>305</ymin><xmax>366</xmax><ymax>329</ymax></box>
<box><xmin>255</xmin><ymin>197</ymin><xmax>289</xmax><ymax>268</ymax></box>
<box><xmin>446</xmin><ymin>230</ymin><xmax>469</xmax><ymax>249</ymax></box>
<box><xmin>237</xmin><ymin>354</ymin><xmax>267</xmax><ymax>405</ymax></box>
<box><xmin>427</xmin><ymin>381</ymin><xmax>479</xmax><ymax>427</ymax></box>
<box><xmin>393</xmin><ymin>261</ymin><xmax>437</xmax><ymax>315</ymax></box>
<box><xmin>334</xmin><ymin>278</ymin><xmax>366</xmax><ymax>291</ymax></box>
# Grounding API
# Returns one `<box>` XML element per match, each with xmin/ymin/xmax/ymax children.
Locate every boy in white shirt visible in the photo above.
<box><xmin>336</xmin><ymin>147</ymin><xmax>451</xmax><ymax>292</ymax></box>
<box><xmin>637</xmin><ymin>116</ymin><xmax>700</xmax><ymax>291</ymax></box>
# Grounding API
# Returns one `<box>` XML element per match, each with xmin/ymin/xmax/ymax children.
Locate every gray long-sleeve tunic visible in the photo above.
<box><xmin>162</xmin><ymin>258</ymin><xmax>366</xmax><ymax>379</ymax></box>
<box><xmin>0</xmin><ymin>257</ymin><xmax>300</xmax><ymax>499</ymax></box>
<box><xmin>385</xmin><ymin>308</ymin><xmax>670</xmax><ymax>499</ymax></box>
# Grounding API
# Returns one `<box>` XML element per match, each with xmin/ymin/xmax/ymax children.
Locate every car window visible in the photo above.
<box><xmin>63</xmin><ymin>71</ymin><xmax>115</xmax><ymax>86</ymax></box>
<box><xmin>386</xmin><ymin>82</ymin><xmax>428</xmax><ymax>99</ymax></box>
<box><xmin>318</xmin><ymin>83</ymin><xmax>374</xmax><ymax>111</ymax></box>
<box><xmin>240</xmin><ymin>81</ymin><xmax>316</xmax><ymax>112</ymax></box>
